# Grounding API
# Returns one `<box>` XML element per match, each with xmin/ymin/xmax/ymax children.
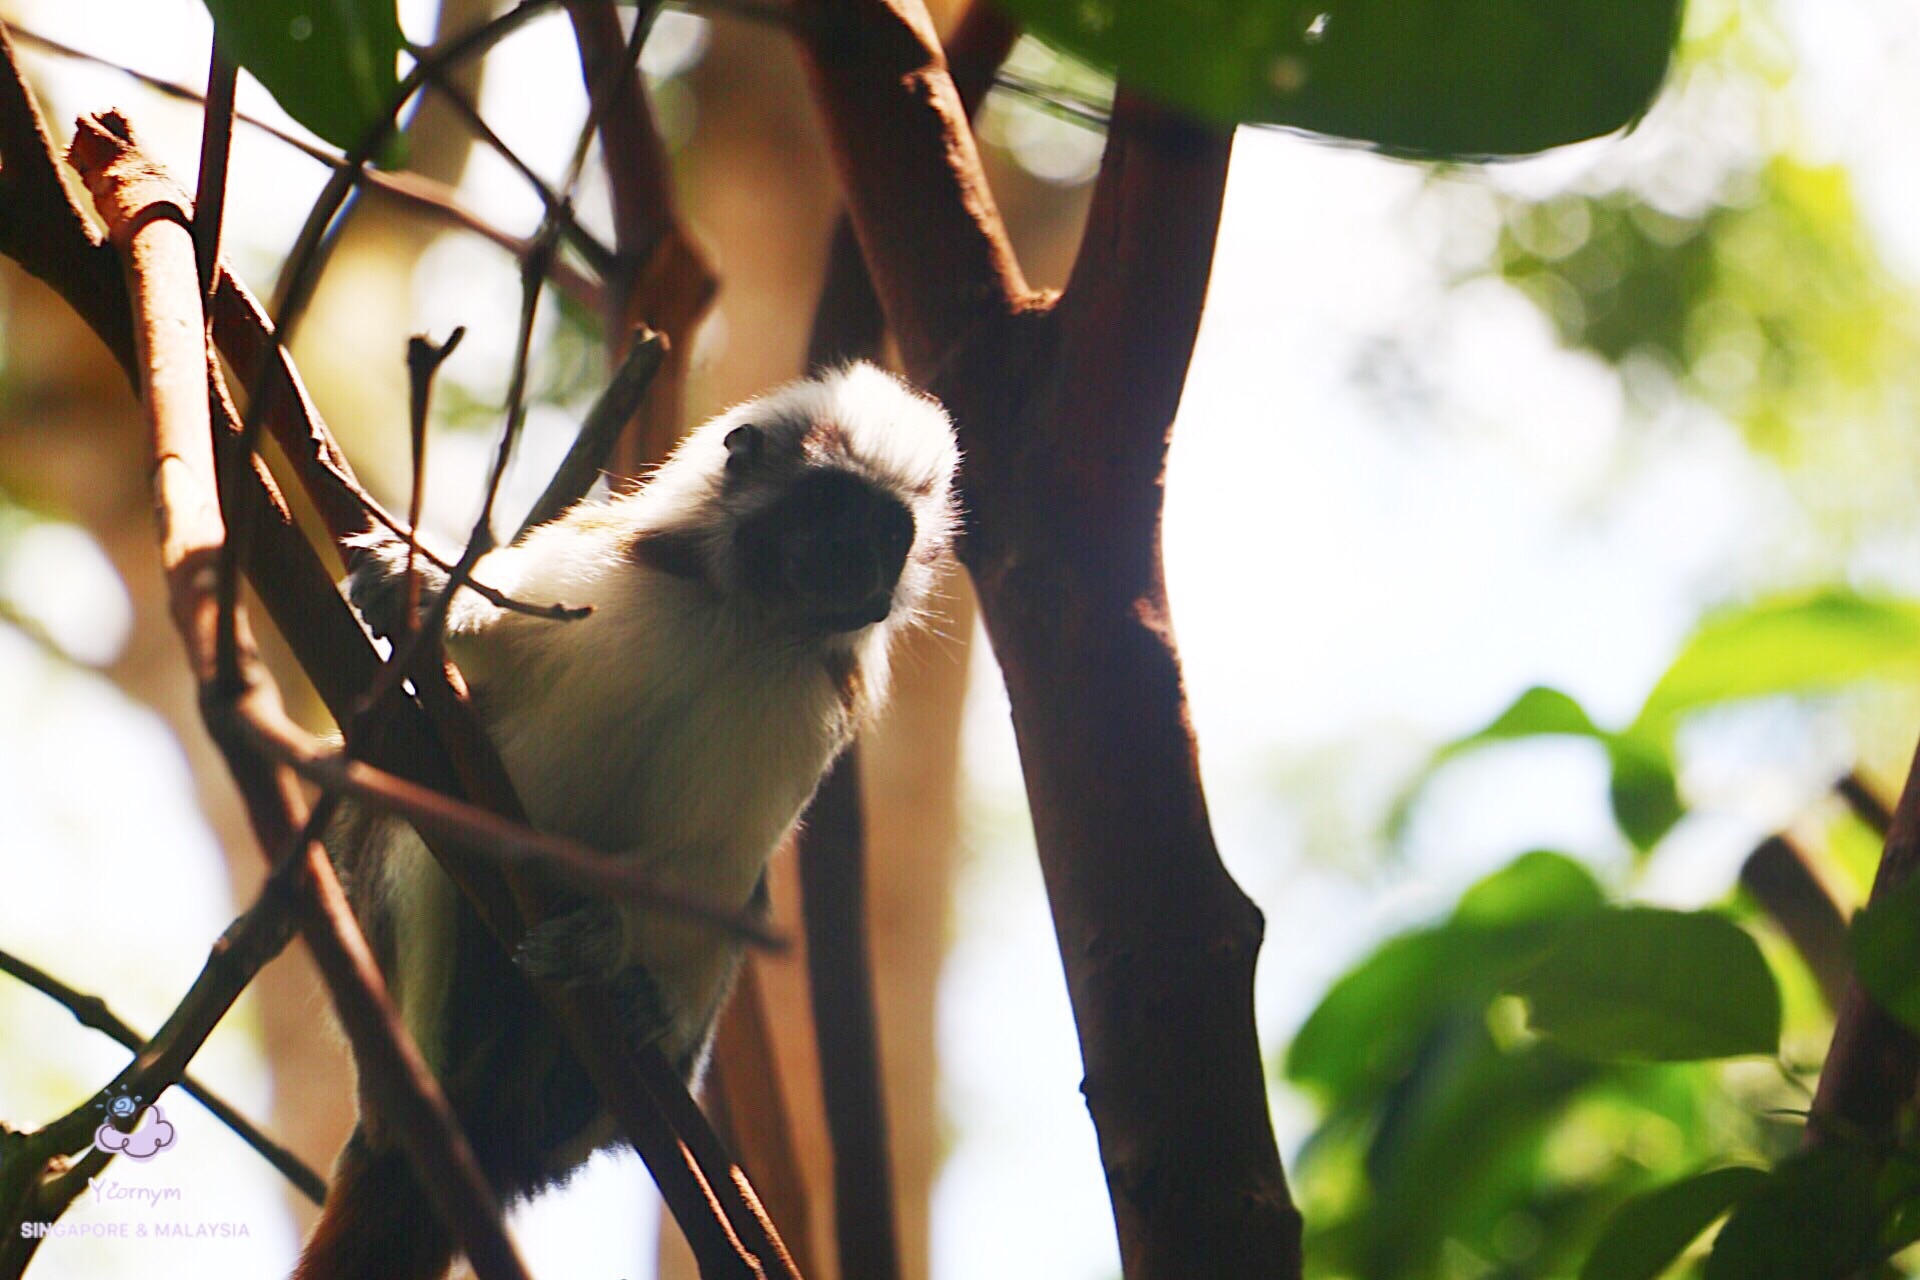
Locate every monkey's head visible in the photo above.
<box><xmin>643</xmin><ymin>362</ymin><xmax>958</xmax><ymax>639</ymax></box>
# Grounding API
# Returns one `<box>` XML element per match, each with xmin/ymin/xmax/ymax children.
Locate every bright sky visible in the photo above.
<box><xmin>4</xmin><ymin>1</ymin><xmax>1920</xmax><ymax>1278</ymax></box>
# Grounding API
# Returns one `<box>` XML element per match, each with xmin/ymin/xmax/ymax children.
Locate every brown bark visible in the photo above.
<box><xmin>792</xmin><ymin>0</ymin><xmax>1303</xmax><ymax>1269</ymax></box>
<box><xmin>66</xmin><ymin>105</ymin><xmax>532</xmax><ymax>1280</ymax></box>
<box><xmin>1810</xmin><ymin>732</ymin><xmax>1920</xmax><ymax>1146</ymax></box>
<box><xmin>1740</xmin><ymin>835</ymin><xmax>1850</xmax><ymax>1012</ymax></box>
<box><xmin>567</xmin><ymin>0</ymin><xmax>718</xmax><ymax>475</ymax></box>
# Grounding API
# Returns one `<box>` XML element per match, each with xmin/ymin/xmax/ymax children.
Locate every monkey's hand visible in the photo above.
<box><xmin>344</xmin><ymin>532</ymin><xmax>453</xmax><ymax>641</ymax></box>
<box><xmin>516</xmin><ymin>902</ymin><xmax>674</xmax><ymax>1054</ymax></box>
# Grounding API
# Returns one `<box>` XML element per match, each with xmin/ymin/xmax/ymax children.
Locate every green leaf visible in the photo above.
<box><xmin>1851</xmin><ymin>877</ymin><xmax>1920</xmax><ymax>1037</ymax></box>
<box><xmin>991</xmin><ymin>0</ymin><xmax>1683</xmax><ymax>156</ymax></box>
<box><xmin>1581</xmin><ymin>1165</ymin><xmax>1767</xmax><ymax>1280</ymax></box>
<box><xmin>1509</xmin><ymin>908</ymin><xmax>1782</xmax><ymax>1061</ymax></box>
<box><xmin>1465</xmin><ymin>684</ymin><xmax>1601</xmax><ymax>742</ymax></box>
<box><xmin>1454</xmin><ymin>850</ymin><xmax>1606</xmax><ymax>927</ymax></box>
<box><xmin>1288</xmin><ymin>928</ymin><xmax>1508</xmax><ymax>1096</ymax></box>
<box><xmin>1390</xmin><ymin>685</ymin><xmax>1684</xmax><ymax>853</ymax></box>
<box><xmin>1289</xmin><ymin>851</ymin><xmax>1601</xmax><ymax>1096</ymax></box>
<box><xmin>1606</xmin><ymin>738</ymin><xmax>1684</xmax><ymax>852</ymax></box>
<box><xmin>1633</xmin><ymin>591</ymin><xmax>1920</xmax><ymax>743</ymax></box>
<box><xmin>1705</xmin><ymin>1147</ymin><xmax>1884</xmax><ymax>1280</ymax></box>
<box><xmin>201</xmin><ymin>0</ymin><xmax>405</xmax><ymax>155</ymax></box>
<box><xmin>1362</xmin><ymin>1029</ymin><xmax>1595</xmax><ymax>1277</ymax></box>
<box><xmin>1388</xmin><ymin>686</ymin><xmax>1600</xmax><ymax>840</ymax></box>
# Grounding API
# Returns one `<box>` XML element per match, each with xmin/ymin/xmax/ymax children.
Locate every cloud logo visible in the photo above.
<box><xmin>93</xmin><ymin>1104</ymin><xmax>177</xmax><ymax>1161</ymax></box>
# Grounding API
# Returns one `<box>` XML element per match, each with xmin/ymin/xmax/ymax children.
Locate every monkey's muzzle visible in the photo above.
<box><xmin>740</xmin><ymin>470</ymin><xmax>916</xmax><ymax>633</ymax></box>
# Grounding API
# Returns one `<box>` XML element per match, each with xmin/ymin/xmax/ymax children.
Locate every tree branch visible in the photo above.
<box><xmin>1811</xmin><ymin>733</ymin><xmax>1920</xmax><ymax>1146</ymax></box>
<box><xmin>796</xmin><ymin>750</ymin><xmax>899</xmax><ymax>1280</ymax></box>
<box><xmin>1053</xmin><ymin>89</ymin><xmax>1230</xmax><ymax>454</ymax></box>
<box><xmin>565</xmin><ymin>0</ymin><xmax>718</xmax><ymax>474</ymax></box>
<box><xmin>0</xmin><ymin>945</ymin><xmax>326</xmax><ymax>1203</ymax></box>
<box><xmin>65</xmin><ymin>106</ymin><xmax>533</xmax><ymax>1280</ymax></box>
<box><xmin>793</xmin><ymin>0</ymin><xmax>1036</xmax><ymax>378</ymax></box>
<box><xmin>0</xmin><ymin>19</ymin><xmax>133</xmax><ymax>378</ymax></box>
<box><xmin>1740</xmin><ymin>834</ymin><xmax>1850</xmax><ymax>1012</ymax></box>
<box><xmin>243</xmin><ymin>713</ymin><xmax>784</xmax><ymax>945</ymax></box>
<box><xmin>804</xmin><ymin>0</ymin><xmax>1018</xmax><ymax>372</ymax></box>
<box><xmin>791</xmin><ymin>0</ymin><xmax>1300</xmax><ymax>1269</ymax></box>
<box><xmin>7</xmin><ymin>17</ymin><xmax>605</xmax><ymax>309</ymax></box>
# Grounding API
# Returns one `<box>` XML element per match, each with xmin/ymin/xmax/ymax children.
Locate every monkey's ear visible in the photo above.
<box><xmin>724</xmin><ymin>424</ymin><xmax>762</xmax><ymax>475</ymax></box>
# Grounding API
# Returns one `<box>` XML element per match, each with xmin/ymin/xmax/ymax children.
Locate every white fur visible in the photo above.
<box><xmin>379</xmin><ymin>362</ymin><xmax>956</xmax><ymax>1068</ymax></box>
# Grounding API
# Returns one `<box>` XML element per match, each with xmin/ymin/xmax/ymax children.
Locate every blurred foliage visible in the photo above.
<box><xmin>202</xmin><ymin>0</ymin><xmax>1688</xmax><ymax>162</ymax></box>
<box><xmin>996</xmin><ymin>0</ymin><xmax>1682</xmax><ymax>156</ymax></box>
<box><xmin>1284</xmin><ymin>834</ymin><xmax>1920</xmax><ymax>1277</ymax></box>
<box><xmin>1495</xmin><ymin>158</ymin><xmax>1920</xmax><ymax>459</ymax></box>
<box><xmin>1307</xmin><ymin>577</ymin><xmax>1920</xmax><ymax>1274</ymax></box>
<box><xmin>1314</xmin><ymin>6</ymin><xmax>1920</xmax><ymax>1257</ymax></box>
<box><xmin>1287</xmin><ymin>852</ymin><xmax>1794</xmax><ymax>1278</ymax></box>
<box><xmin>199</xmin><ymin>0</ymin><xmax>406</xmax><ymax>159</ymax></box>
<box><xmin>1394</xmin><ymin>591</ymin><xmax>1920</xmax><ymax>855</ymax></box>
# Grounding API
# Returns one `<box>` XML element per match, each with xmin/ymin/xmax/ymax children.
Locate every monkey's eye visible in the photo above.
<box><xmin>724</xmin><ymin>424</ymin><xmax>762</xmax><ymax>475</ymax></box>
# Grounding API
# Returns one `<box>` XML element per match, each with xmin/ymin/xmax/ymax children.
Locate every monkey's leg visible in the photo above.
<box><xmin>292</xmin><ymin>1127</ymin><xmax>455</xmax><ymax>1280</ymax></box>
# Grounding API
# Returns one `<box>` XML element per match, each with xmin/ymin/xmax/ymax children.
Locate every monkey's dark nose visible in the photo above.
<box><xmin>783</xmin><ymin>514</ymin><xmax>909</xmax><ymax>631</ymax></box>
<box><xmin>777</xmin><ymin>483</ymin><xmax>914</xmax><ymax>631</ymax></box>
<box><xmin>736</xmin><ymin>469</ymin><xmax>917</xmax><ymax>631</ymax></box>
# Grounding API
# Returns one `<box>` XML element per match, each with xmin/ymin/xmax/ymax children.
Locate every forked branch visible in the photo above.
<box><xmin>64</xmin><ymin>106</ymin><xmax>532</xmax><ymax>1280</ymax></box>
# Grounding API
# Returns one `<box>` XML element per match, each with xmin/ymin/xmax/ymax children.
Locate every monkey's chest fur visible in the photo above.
<box><xmin>342</xmin><ymin>583</ymin><xmax>865</xmax><ymax>1192</ymax></box>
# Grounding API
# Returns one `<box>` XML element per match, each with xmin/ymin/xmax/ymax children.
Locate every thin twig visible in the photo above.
<box><xmin>991</xmin><ymin>70</ymin><xmax>1112</xmax><ymax>130</ymax></box>
<box><xmin>6</xmin><ymin>864</ymin><xmax>303</xmax><ymax>1167</ymax></box>
<box><xmin>197</xmin><ymin>39</ymin><xmax>244</xmax><ymax>694</ymax></box>
<box><xmin>419</xmin><ymin>73</ymin><xmax>615</xmax><ymax>280</ymax></box>
<box><xmin>1740</xmin><ymin>834</ymin><xmax>1851</xmax><ymax>1011</ymax></box>
<box><xmin>515</xmin><ymin>328</ymin><xmax>665</xmax><ymax>539</ymax></box>
<box><xmin>1841</xmin><ymin>770</ymin><xmax>1893</xmax><ymax>838</ymax></box>
<box><xmin>7</xmin><ymin>20</ymin><xmax>610</xmax><ymax>312</ymax></box>
<box><xmin>406</xmin><ymin>327</ymin><xmax>467</xmax><ymax>626</ymax></box>
<box><xmin>360</xmin><ymin>9</ymin><xmax>633</xmax><ymax>719</ymax></box>
<box><xmin>223</xmin><ymin>2</ymin><xmax>569</xmax><ymax>707</ymax></box>
<box><xmin>203</xmin><ymin>264</ymin><xmax>587</xmax><ymax>622</ymax></box>
<box><xmin>191</xmin><ymin>41</ymin><xmax>235</xmax><ymax>302</ymax></box>
<box><xmin>270</xmin><ymin>0</ymin><xmax>561</xmax><ymax>343</ymax></box>
<box><xmin>0</xmin><ymin>946</ymin><xmax>326</xmax><ymax>1203</ymax></box>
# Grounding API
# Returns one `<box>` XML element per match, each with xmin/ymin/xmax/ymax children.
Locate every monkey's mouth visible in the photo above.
<box><xmin>813</xmin><ymin>593</ymin><xmax>894</xmax><ymax>633</ymax></box>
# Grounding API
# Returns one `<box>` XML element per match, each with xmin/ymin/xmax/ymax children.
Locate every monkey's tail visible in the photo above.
<box><xmin>292</xmin><ymin>1127</ymin><xmax>455</xmax><ymax>1280</ymax></box>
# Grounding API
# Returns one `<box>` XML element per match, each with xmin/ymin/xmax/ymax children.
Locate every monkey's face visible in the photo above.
<box><xmin>731</xmin><ymin>456</ymin><xmax>917</xmax><ymax>634</ymax></box>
